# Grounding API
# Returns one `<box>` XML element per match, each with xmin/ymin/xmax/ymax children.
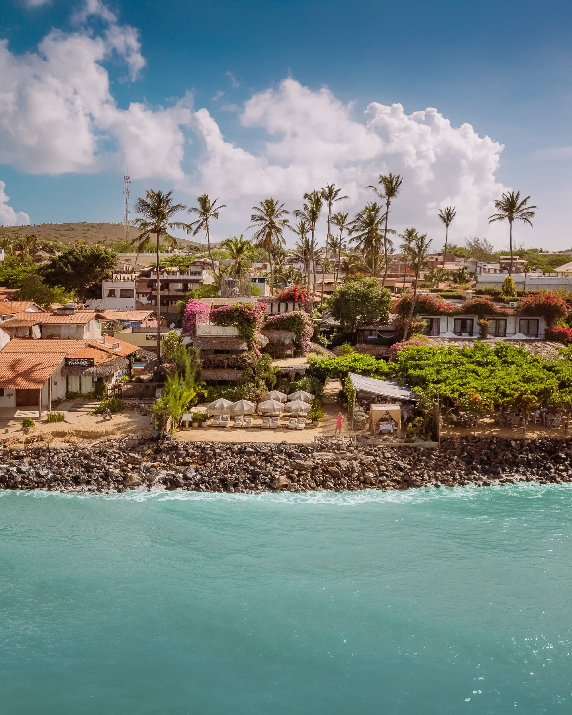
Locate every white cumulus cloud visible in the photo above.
<box><xmin>0</xmin><ymin>7</ymin><xmax>508</xmax><ymax>246</ymax></box>
<box><xmin>190</xmin><ymin>78</ymin><xmax>507</xmax><ymax>244</ymax></box>
<box><xmin>0</xmin><ymin>1</ymin><xmax>187</xmax><ymax>179</ymax></box>
<box><xmin>0</xmin><ymin>181</ymin><xmax>30</xmax><ymax>226</ymax></box>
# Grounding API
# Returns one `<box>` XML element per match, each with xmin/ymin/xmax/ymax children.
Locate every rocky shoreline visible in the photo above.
<box><xmin>1</xmin><ymin>436</ymin><xmax>572</xmax><ymax>493</ymax></box>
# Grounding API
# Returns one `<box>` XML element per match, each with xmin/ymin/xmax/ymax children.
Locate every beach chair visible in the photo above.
<box><xmin>243</xmin><ymin>416</ymin><xmax>252</xmax><ymax>427</ymax></box>
<box><xmin>261</xmin><ymin>416</ymin><xmax>270</xmax><ymax>428</ymax></box>
<box><xmin>296</xmin><ymin>417</ymin><xmax>306</xmax><ymax>430</ymax></box>
<box><xmin>221</xmin><ymin>414</ymin><xmax>230</xmax><ymax>426</ymax></box>
<box><xmin>211</xmin><ymin>415</ymin><xmax>222</xmax><ymax>427</ymax></box>
<box><xmin>270</xmin><ymin>416</ymin><xmax>279</xmax><ymax>429</ymax></box>
<box><xmin>233</xmin><ymin>416</ymin><xmax>243</xmax><ymax>428</ymax></box>
<box><xmin>288</xmin><ymin>417</ymin><xmax>298</xmax><ymax>429</ymax></box>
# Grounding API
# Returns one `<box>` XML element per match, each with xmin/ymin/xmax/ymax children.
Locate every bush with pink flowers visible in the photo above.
<box><xmin>517</xmin><ymin>293</ymin><xmax>568</xmax><ymax>326</ymax></box>
<box><xmin>182</xmin><ymin>298</ymin><xmax>211</xmax><ymax>336</ymax></box>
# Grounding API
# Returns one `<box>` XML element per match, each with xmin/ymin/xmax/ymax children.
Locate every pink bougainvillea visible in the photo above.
<box><xmin>276</xmin><ymin>285</ymin><xmax>309</xmax><ymax>303</ymax></box>
<box><xmin>183</xmin><ymin>298</ymin><xmax>211</xmax><ymax>336</ymax></box>
<box><xmin>209</xmin><ymin>302</ymin><xmax>268</xmax><ymax>350</ymax></box>
<box><xmin>517</xmin><ymin>293</ymin><xmax>568</xmax><ymax>326</ymax></box>
<box><xmin>545</xmin><ymin>326</ymin><xmax>572</xmax><ymax>344</ymax></box>
<box><xmin>264</xmin><ymin>310</ymin><xmax>314</xmax><ymax>354</ymax></box>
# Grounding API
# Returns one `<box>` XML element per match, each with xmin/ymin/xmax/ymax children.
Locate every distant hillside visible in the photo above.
<box><xmin>0</xmin><ymin>222</ymin><xmax>204</xmax><ymax>248</ymax></box>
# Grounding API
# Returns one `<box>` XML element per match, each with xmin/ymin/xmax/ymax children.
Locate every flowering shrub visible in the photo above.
<box><xmin>454</xmin><ymin>297</ymin><xmax>507</xmax><ymax>317</ymax></box>
<box><xmin>182</xmin><ymin>298</ymin><xmax>210</xmax><ymax>336</ymax></box>
<box><xmin>395</xmin><ymin>293</ymin><xmax>453</xmax><ymax>316</ymax></box>
<box><xmin>388</xmin><ymin>338</ymin><xmax>430</xmax><ymax>362</ymax></box>
<box><xmin>517</xmin><ymin>293</ymin><xmax>567</xmax><ymax>326</ymax></box>
<box><xmin>264</xmin><ymin>310</ymin><xmax>314</xmax><ymax>354</ymax></box>
<box><xmin>545</xmin><ymin>326</ymin><xmax>572</xmax><ymax>344</ymax></box>
<box><xmin>276</xmin><ymin>285</ymin><xmax>308</xmax><ymax>303</ymax></box>
<box><xmin>477</xmin><ymin>318</ymin><xmax>490</xmax><ymax>339</ymax></box>
<box><xmin>210</xmin><ymin>302</ymin><xmax>267</xmax><ymax>350</ymax></box>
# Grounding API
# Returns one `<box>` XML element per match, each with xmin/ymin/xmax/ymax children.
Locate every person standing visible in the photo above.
<box><xmin>335</xmin><ymin>412</ymin><xmax>344</xmax><ymax>438</ymax></box>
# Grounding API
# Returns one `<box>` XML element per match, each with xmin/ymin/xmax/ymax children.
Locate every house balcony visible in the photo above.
<box><xmin>195</xmin><ymin>324</ymin><xmax>240</xmax><ymax>337</ymax></box>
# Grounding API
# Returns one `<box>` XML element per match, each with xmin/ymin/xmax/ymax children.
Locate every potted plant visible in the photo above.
<box><xmin>308</xmin><ymin>407</ymin><xmax>324</xmax><ymax>426</ymax></box>
<box><xmin>193</xmin><ymin>413</ymin><xmax>208</xmax><ymax>428</ymax></box>
<box><xmin>21</xmin><ymin>417</ymin><xmax>35</xmax><ymax>434</ymax></box>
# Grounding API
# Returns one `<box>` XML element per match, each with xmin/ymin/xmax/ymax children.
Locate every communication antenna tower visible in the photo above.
<box><xmin>123</xmin><ymin>175</ymin><xmax>131</xmax><ymax>242</ymax></box>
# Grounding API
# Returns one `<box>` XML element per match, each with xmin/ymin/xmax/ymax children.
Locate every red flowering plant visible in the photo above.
<box><xmin>454</xmin><ymin>297</ymin><xmax>508</xmax><ymax>318</ymax></box>
<box><xmin>276</xmin><ymin>285</ymin><xmax>308</xmax><ymax>303</ymax></box>
<box><xmin>210</xmin><ymin>302</ymin><xmax>267</xmax><ymax>351</ymax></box>
<box><xmin>395</xmin><ymin>293</ymin><xmax>454</xmax><ymax>317</ymax></box>
<box><xmin>182</xmin><ymin>298</ymin><xmax>211</xmax><ymax>336</ymax></box>
<box><xmin>545</xmin><ymin>326</ymin><xmax>572</xmax><ymax>344</ymax></box>
<box><xmin>264</xmin><ymin>310</ymin><xmax>314</xmax><ymax>354</ymax></box>
<box><xmin>517</xmin><ymin>293</ymin><xmax>568</xmax><ymax>327</ymax></box>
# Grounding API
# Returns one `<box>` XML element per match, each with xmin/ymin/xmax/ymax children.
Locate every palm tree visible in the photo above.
<box><xmin>349</xmin><ymin>202</ymin><xmax>385</xmax><ymax>277</ymax></box>
<box><xmin>221</xmin><ymin>235</ymin><xmax>255</xmax><ymax>280</ymax></box>
<box><xmin>294</xmin><ymin>191</ymin><xmax>323</xmax><ymax>298</ymax></box>
<box><xmin>331</xmin><ymin>211</ymin><xmax>350</xmax><ymax>282</ymax></box>
<box><xmin>488</xmin><ymin>190</ymin><xmax>536</xmax><ymax>275</ymax></box>
<box><xmin>438</xmin><ymin>206</ymin><xmax>456</xmax><ymax>266</ymax></box>
<box><xmin>291</xmin><ymin>220</ymin><xmax>312</xmax><ymax>288</ymax></box>
<box><xmin>248</xmin><ymin>198</ymin><xmax>290</xmax><ymax>295</ymax></box>
<box><xmin>319</xmin><ymin>184</ymin><xmax>347</xmax><ymax>303</ymax></box>
<box><xmin>188</xmin><ymin>194</ymin><xmax>226</xmax><ymax>273</ymax></box>
<box><xmin>133</xmin><ymin>189</ymin><xmax>188</xmax><ymax>360</ymax></box>
<box><xmin>368</xmin><ymin>172</ymin><xmax>403</xmax><ymax>286</ymax></box>
<box><xmin>400</xmin><ymin>228</ymin><xmax>432</xmax><ymax>340</ymax></box>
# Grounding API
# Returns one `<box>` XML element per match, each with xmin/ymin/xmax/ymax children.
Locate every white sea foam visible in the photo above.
<box><xmin>1</xmin><ymin>481</ymin><xmax>570</xmax><ymax>505</ymax></box>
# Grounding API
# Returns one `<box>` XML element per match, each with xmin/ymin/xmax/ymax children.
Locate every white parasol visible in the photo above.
<box><xmin>288</xmin><ymin>390</ymin><xmax>314</xmax><ymax>403</ymax></box>
<box><xmin>257</xmin><ymin>399</ymin><xmax>285</xmax><ymax>415</ymax></box>
<box><xmin>266</xmin><ymin>390</ymin><xmax>287</xmax><ymax>403</ymax></box>
<box><xmin>231</xmin><ymin>399</ymin><xmax>256</xmax><ymax>415</ymax></box>
<box><xmin>284</xmin><ymin>399</ymin><xmax>312</xmax><ymax>415</ymax></box>
<box><xmin>207</xmin><ymin>398</ymin><xmax>235</xmax><ymax>415</ymax></box>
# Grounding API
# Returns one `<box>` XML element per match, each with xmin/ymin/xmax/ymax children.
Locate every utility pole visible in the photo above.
<box><xmin>123</xmin><ymin>175</ymin><xmax>131</xmax><ymax>242</ymax></box>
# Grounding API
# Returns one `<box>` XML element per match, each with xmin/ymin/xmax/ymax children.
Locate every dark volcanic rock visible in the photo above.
<box><xmin>0</xmin><ymin>435</ymin><xmax>571</xmax><ymax>493</ymax></box>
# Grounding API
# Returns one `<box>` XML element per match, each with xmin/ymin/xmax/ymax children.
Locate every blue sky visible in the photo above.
<box><xmin>0</xmin><ymin>0</ymin><xmax>571</xmax><ymax>249</ymax></box>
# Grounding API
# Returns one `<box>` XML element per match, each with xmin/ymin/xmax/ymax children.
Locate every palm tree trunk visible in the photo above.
<box><xmin>206</xmin><ymin>221</ymin><xmax>215</xmax><ymax>275</ymax></box>
<box><xmin>156</xmin><ymin>230</ymin><xmax>162</xmax><ymax>363</ymax></box>
<box><xmin>443</xmin><ymin>225</ymin><xmax>448</xmax><ymax>267</ymax></box>
<box><xmin>268</xmin><ymin>248</ymin><xmax>274</xmax><ymax>297</ymax></box>
<box><xmin>337</xmin><ymin>234</ymin><xmax>342</xmax><ymax>283</ymax></box>
<box><xmin>509</xmin><ymin>220</ymin><xmax>513</xmax><ymax>276</ymax></box>
<box><xmin>321</xmin><ymin>209</ymin><xmax>331</xmax><ymax>304</ymax></box>
<box><xmin>403</xmin><ymin>271</ymin><xmax>420</xmax><ymax>341</ymax></box>
<box><xmin>382</xmin><ymin>201</ymin><xmax>390</xmax><ymax>287</ymax></box>
<box><xmin>311</xmin><ymin>228</ymin><xmax>317</xmax><ymax>301</ymax></box>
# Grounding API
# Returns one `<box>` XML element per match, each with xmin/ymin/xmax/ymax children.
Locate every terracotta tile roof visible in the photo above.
<box><xmin>86</xmin><ymin>337</ymin><xmax>139</xmax><ymax>357</ymax></box>
<box><xmin>0</xmin><ymin>301</ymin><xmax>42</xmax><ymax>315</ymax></box>
<box><xmin>2</xmin><ymin>339</ymin><xmax>86</xmax><ymax>354</ymax></box>
<box><xmin>100</xmin><ymin>310</ymin><xmax>154</xmax><ymax>322</ymax></box>
<box><xmin>68</xmin><ymin>347</ymin><xmax>110</xmax><ymax>366</ymax></box>
<box><xmin>0</xmin><ymin>353</ymin><xmax>67</xmax><ymax>389</ymax></box>
<box><xmin>3</xmin><ymin>311</ymin><xmax>102</xmax><ymax>325</ymax></box>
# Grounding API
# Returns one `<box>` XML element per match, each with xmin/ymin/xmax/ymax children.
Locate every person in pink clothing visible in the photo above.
<box><xmin>335</xmin><ymin>412</ymin><xmax>344</xmax><ymax>437</ymax></box>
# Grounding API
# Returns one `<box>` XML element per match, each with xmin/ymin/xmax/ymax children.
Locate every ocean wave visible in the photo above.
<box><xmin>1</xmin><ymin>481</ymin><xmax>571</xmax><ymax>505</ymax></box>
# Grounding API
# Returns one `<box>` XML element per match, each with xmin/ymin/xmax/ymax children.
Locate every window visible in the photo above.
<box><xmin>119</xmin><ymin>289</ymin><xmax>134</xmax><ymax>298</ymax></box>
<box><xmin>453</xmin><ymin>318</ymin><xmax>474</xmax><ymax>336</ymax></box>
<box><xmin>519</xmin><ymin>319</ymin><xmax>539</xmax><ymax>338</ymax></box>
<box><xmin>489</xmin><ymin>318</ymin><xmax>507</xmax><ymax>337</ymax></box>
<box><xmin>423</xmin><ymin>317</ymin><xmax>441</xmax><ymax>336</ymax></box>
<box><xmin>0</xmin><ymin>389</ymin><xmax>4</xmax><ymax>397</ymax></box>
<box><xmin>107</xmin><ymin>289</ymin><xmax>116</xmax><ymax>297</ymax></box>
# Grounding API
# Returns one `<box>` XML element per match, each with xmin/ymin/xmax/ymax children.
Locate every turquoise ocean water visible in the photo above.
<box><xmin>1</xmin><ymin>485</ymin><xmax>571</xmax><ymax>714</ymax></box>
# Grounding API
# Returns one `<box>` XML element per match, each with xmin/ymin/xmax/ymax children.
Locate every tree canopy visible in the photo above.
<box><xmin>329</xmin><ymin>277</ymin><xmax>391</xmax><ymax>332</ymax></box>
<box><xmin>41</xmin><ymin>245</ymin><xmax>117</xmax><ymax>300</ymax></box>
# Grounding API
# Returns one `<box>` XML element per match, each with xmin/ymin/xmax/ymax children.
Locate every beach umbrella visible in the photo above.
<box><xmin>288</xmin><ymin>390</ymin><xmax>314</xmax><ymax>403</ymax></box>
<box><xmin>257</xmin><ymin>399</ymin><xmax>285</xmax><ymax>415</ymax></box>
<box><xmin>284</xmin><ymin>399</ymin><xmax>312</xmax><ymax>415</ymax></box>
<box><xmin>267</xmin><ymin>390</ymin><xmax>287</xmax><ymax>403</ymax></box>
<box><xmin>207</xmin><ymin>398</ymin><xmax>234</xmax><ymax>415</ymax></box>
<box><xmin>231</xmin><ymin>399</ymin><xmax>256</xmax><ymax>415</ymax></box>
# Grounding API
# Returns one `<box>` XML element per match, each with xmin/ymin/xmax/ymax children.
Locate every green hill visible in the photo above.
<box><xmin>0</xmin><ymin>222</ymin><xmax>204</xmax><ymax>248</ymax></box>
